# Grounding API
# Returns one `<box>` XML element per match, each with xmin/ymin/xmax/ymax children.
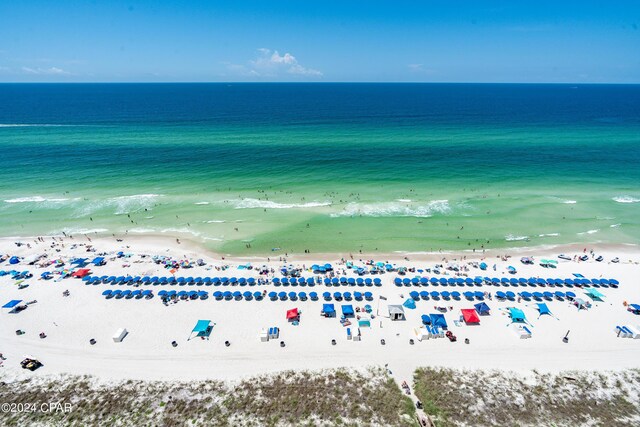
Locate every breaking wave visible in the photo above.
<box><xmin>505</xmin><ymin>234</ymin><xmax>529</xmax><ymax>241</ymax></box>
<box><xmin>331</xmin><ymin>200</ymin><xmax>451</xmax><ymax>218</ymax></box>
<box><xmin>612</xmin><ymin>196</ymin><xmax>640</xmax><ymax>204</ymax></box>
<box><xmin>232</xmin><ymin>198</ymin><xmax>332</xmax><ymax>209</ymax></box>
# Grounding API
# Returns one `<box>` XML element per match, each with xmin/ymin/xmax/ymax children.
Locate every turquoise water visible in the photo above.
<box><xmin>0</xmin><ymin>84</ymin><xmax>639</xmax><ymax>254</ymax></box>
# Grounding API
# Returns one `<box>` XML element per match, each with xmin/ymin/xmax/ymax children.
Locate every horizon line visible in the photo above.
<box><xmin>1</xmin><ymin>81</ymin><xmax>640</xmax><ymax>85</ymax></box>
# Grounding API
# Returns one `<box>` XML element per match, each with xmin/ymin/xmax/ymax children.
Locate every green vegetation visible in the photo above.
<box><xmin>0</xmin><ymin>367</ymin><xmax>416</xmax><ymax>427</ymax></box>
<box><xmin>413</xmin><ymin>367</ymin><xmax>640</xmax><ymax>427</ymax></box>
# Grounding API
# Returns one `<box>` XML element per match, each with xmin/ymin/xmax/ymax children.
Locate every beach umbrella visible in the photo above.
<box><xmin>247</xmin><ymin>277</ymin><xmax>256</xmax><ymax>286</ymax></box>
<box><xmin>420</xmin><ymin>277</ymin><xmax>429</xmax><ymax>286</ymax></box>
<box><xmin>474</xmin><ymin>277</ymin><xmax>484</xmax><ymax>285</ymax></box>
<box><xmin>102</xmin><ymin>290</ymin><xmax>112</xmax><ymax>296</ymax></box>
<box><xmin>364</xmin><ymin>291</ymin><xmax>373</xmax><ymax>300</ymax></box>
<box><xmin>233</xmin><ymin>291</ymin><xmax>242</xmax><ymax>299</ymax></box>
<box><xmin>141</xmin><ymin>290</ymin><xmax>152</xmax><ymax>297</ymax></box>
<box><xmin>167</xmin><ymin>290</ymin><xmax>177</xmax><ymax>297</ymax></box>
<box><xmin>253</xmin><ymin>291</ymin><xmax>263</xmax><ymax>300</ymax></box>
<box><xmin>532</xmin><ymin>291</ymin><xmax>544</xmax><ymax>300</ymax></box>
<box><xmin>354</xmin><ymin>291</ymin><xmax>363</xmax><ymax>300</ymax></box>
<box><xmin>331</xmin><ymin>278</ymin><xmax>339</xmax><ymax>286</ymax></box>
<box><xmin>520</xmin><ymin>291</ymin><xmax>532</xmax><ymax>299</ymax></box>
<box><xmin>365</xmin><ymin>278</ymin><xmax>373</xmax><ymax>286</ymax></box>
<box><xmin>177</xmin><ymin>277</ymin><xmax>185</xmax><ymax>284</ymax></box>
<box><xmin>339</xmin><ymin>277</ymin><xmax>347</xmax><ymax>285</ymax></box>
<box><xmin>188</xmin><ymin>290</ymin><xmax>198</xmax><ymax>298</ymax></box>
<box><xmin>554</xmin><ymin>291</ymin><xmax>565</xmax><ymax>299</ymax></box>
<box><xmin>238</xmin><ymin>277</ymin><xmax>246</xmax><ymax>286</ymax></box>
<box><xmin>441</xmin><ymin>291</ymin><xmax>451</xmax><ymax>299</ymax></box>
<box><xmin>373</xmin><ymin>278</ymin><xmax>381</xmax><ymax>286</ymax></box>
<box><xmin>178</xmin><ymin>291</ymin><xmax>188</xmax><ymax>297</ymax></box>
<box><xmin>519</xmin><ymin>278</ymin><xmax>528</xmax><ymax>284</ymax></box>
<box><xmin>495</xmin><ymin>291</ymin><xmax>506</xmax><ymax>300</ymax></box>
<box><xmin>464</xmin><ymin>278</ymin><xmax>473</xmax><ymax>286</ymax></box>
<box><xmin>297</xmin><ymin>277</ymin><xmax>306</xmax><ymax>285</ymax></box>
<box><xmin>528</xmin><ymin>277</ymin><xmax>537</xmax><ymax>285</ymax></box>
<box><xmin>411</xmin><ymin>278</ymin><xmax>420</xmax><ymax>286</ymax></box>
<box><xmin>439</xmin><ymin>278</ymin><xmax>448</xmax><ymax>286</ymax></box>
<box><xmin>343</xmin><ymin>292</ymin><xmax>352</xmax><ymax>300</ymax></box>
<box><xmin>158</xmin><ymin>290</ymin><xmax>167</xmax><ymax>296</ymax></box>
<box><xmin>107</xmin><ymin>276</ymin><xmax>116</xmax><ymax>283</ymax></box>
<box><xmin>599</xmin><ymin>279</ymin><xmax>610</xmax><ymax>287</ymax></box>
<box><xmin>431</xmin><ymin>291</ymin><xmax>440</xmax><ymax>299</ymax></box>
<box><xmin>463</xmin><ymin>291</ymin><xmax>474</xmax><ymax>300</ymax></box>
<box><xmin>323</xmin><ymin>292</ymin><xmax>331</xmax><ymax>300</ymax></box>
<box><xmin>509</xmin><ymin>278</ymin><xmax>518</xmax><ymax>286</ymax></box>
<box><xmin>537</xmin><ymin>278</ymin><xmax>546</xmax><ymax>286</ymax></box>
<box><xmin>113</xmin><ymin>290</ymin><xmax>123</xmax><ymax>298</ymax></box>
<box><xmin>322</xmin><ymin>278</ymin><xmax>330</xmax><ymax>286</ymax></box>
<box><xmin>131</xmin><ymin>290</ymin><xmax>142</xmax><ymax>297</ymax></box>
<box><xmin>282</xmin><ymin>277</ymin><xmax>291</xmax><ymax>286</ymax></box>
<box><xmin>309</xmin><ymin>292</ymin><xmax>318</xmax><ymax>300</ymax></box>
<box><xmin>429</xmin><ymin>278</ymin><xmax>438</xmax><ymax>285</ymax></box>
<box><xmin>268</xmin><ymin>291</ymin><xmax>277</xmax><ymax>300</ymax></box>
<box><xmin>230</xmin><ymin>277</ymin><xmax>237</xmax><ymax>284</ymax></box>
<box><xmin>220</xmin><ymin>277</ymin><xmax>229</xmax><ymax>284</ymax></box>
<box><xmin>288</xmin><ymin>291</ymin><xmax>297</xmax><ymax>300</ymax></box>
<box><xmin>222</xmin><ymin>291</ymin><xmax>232</xmax><ymax>299</ymax></box>
<box><xmin>356</xmin><ymin>278</ymin><xmax>364</xmax><ymax>286</ymax></box>
<box><xmin>410</xmin><ymin>291</ymin><xmax>420</xmax><ymax>300</ymax></box>
<box><xmin>243</xmin><ymin>291</ymin><xmax>252</xmax><ymax>300</ymax></box>
<box><xmin>324</xmin><ymin>263</ymin><xmax>332</xmax><ymax>270</ymax></box>
<box><xmin>448</xmin><ymin>291</ymin><xmax>459</xmax><ymax>300</ymax></box>
<box><xmin>420</xmin><ymin>290</ymin><xmax>429</xmax><ymax>299</ymax></box>
<box><xmin>505</xmin><ymin>291</ymin><xmax>516</xmax><ymax>300</ymax></box>
<box><xmin>307</xmin><ymin>277</ymin><xmax>315</xmax><ymax>286</ymax></box>
<box><xmin>348</xmin><ymin>278</ymin><xmax>356</xmax><ymax>286</ymax></box>
<box><xmin>543</xmin><ymin>291</ymin><xmax>553</xmax><ymax>300</ymax></box>
<box><xmin>333</xmin><ymin>292</ymin><xmax>342</xmax><ymax>300</ymax></box>
<box><xmin>299</xmin><ymin>292</ymin><xmax>307</xmax><ymax>301</ymax></box>
<box><xmin>212</xmin><ymin>277</ymin><xmax>220</xmax><ymax>284</ymax></box>
<box><xmin>474</xmin><ymin>291</ymin><xmax>484</xmax><ymax>300</ymax></box>
<box><xmin>203</xmin><ymin>277</ymin><xmax>212</xmax><ymax>285</ymax></box>
<box><xmin>401</xmin><ymin>278</ymin><xmax>410</xmax><ymax>286</ymax></box>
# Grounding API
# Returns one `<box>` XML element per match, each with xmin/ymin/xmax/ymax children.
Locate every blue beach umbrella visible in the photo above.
<box><xmin>254</xmin><ymin>291</ymin><xmax>263</xmax><ymax>300</ymax></box>
<box><xmin>365</xmin><ymin>278</ymin><xmax>373</xmax><ymax>286</ymax></box>
<box><xmin>354</xmin><ymin>291</ymin><xmax>363</xmax><ymax>300</ymax></box>
<box><xmin>394</xmin><ymin>278</ymin><xmax>402</xmax><ymax>287</ymax></box>
<box><xmin>410</xmin><ymin>291</ymin><xmax>420</xmax><ymax>300</ymax></box>
<box><xmin>373</xmin><ymin>278</ymin><xmax>381</xmax><ymax>286</ymax></box>
<box><xmin>451</xmin><ymin>291</ymin><xmax>461</xmax><ymax>300</ymax></box>
<box><xmin>364</xmin><ymin>291</ymin><xmax>373</xmax><ymax>300</ymax></box>
<box><xmin>441</xmin><ymin>291</ymin><xmax>451</xmax><ymax>299</ymax></box>
<box><xmin>278</xmin><ymin>291</ymin><xmax>287</xmax><ymax>300</ymax></box>
<box><xmin>430</xmin><ymin>291</ymin><xmax>440</xmax><ymax>299</ymax></box>
<box><xmin>323</xmin><ymin>292</ymin><xmax>331</xmax><ymax>300</ymax></box>
<box><xmin>309</xmin><ymin>292</ymin><xmax>318</xmax><ymax>300</ymax></box>
<box><xmin>299</xmin><ymin>292</ymin><xmax>308</xmax><ymax>300</ymax></box>
<box><xmin>420</xmin><ymin>290</ymin><xmax>429</xmax><ymax>299</ymax></box>
<box><xmin>243</xmin><ymin>291</ymin><xmax>252</xmax><ymax>300</ymax></box>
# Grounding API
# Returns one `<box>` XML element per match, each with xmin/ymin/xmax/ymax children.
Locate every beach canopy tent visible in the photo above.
<box><xmin>403</xmin><ymin>298</ymin><xmax>416</xmax><ymax>309</ymax></box>
<box><xmin>585</xmin><ymin>288</ymin><xmax>605</xmax><ymax>301</ymax></box>
<box><xmin>628</xmin><ymin>304</ymin><xmax>640</xmax><ymax>314</ymax></box>
<box><xmin>474</xmin><ymin>302</ymin><xmax>491</xmax><ymax>315</ymax></box>
<box><xmin>342</xmin><ymin>304</ymin><xmax>354</xmax><ymax>317</ymax></box>
<box><xmin>388</xmin><ymin>304</ymin><xmax>405</xmax><ymax>320</ymax></box>
<box><xmin>358</xmin><ymin>317</ymin><xmax>371</xmax><ymax>328</ymax></box>
<box><xmin>2</xmin><ymin>299</ymin><xmax>23</xmax><ymax>313</ymax></box>
<box><xmin>72</xmin><ymin>268</ymin><xmax>92</xmax><ymax>278</ymax></box>
<box><xmin>188</xmin><ymin>320</ymin><xmax>213</xmax><ymax>340</ymax></box>
<box><xmin>461</xmin><ymin>309</ymin><xmax>480</xmax><ymax>324</ymax></box>
<box><xmin>91</xmin><ymin>257</ymin><xmax>106</xmax><ymax>266</ymax></box>
<box><xmin>429</xmin><ymin>313</ymin><xmax>448</xmax><ymax>329</ymax></box>
<box><xmin>535</xmin><ymin>303</ymin><xmax>557</xmax><ymax>319</ymax></box>
<box><xmin>286</xmin><ymin>308</ymin><xmax>300</xmax><ymax>320</ymax></box>
<box><xmin>322</xmin><ymin>304</ymin><xmax>336</xmax><ymax>316</ymax></box>
<box><xmin>508</xmin><ymin>307</ymin><xmax>527</xmax><ymax>323</ymax></box>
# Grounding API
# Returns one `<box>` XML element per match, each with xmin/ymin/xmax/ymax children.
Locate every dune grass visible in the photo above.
<box><xmin>413</xmin><ymin>367</ymin><xmax>640</xmax><ymax>427</ymax></box>
<box><xmin>0</xmin><ymin>367</ymin><xmax>416</xmax><ymax>427</ymax></box>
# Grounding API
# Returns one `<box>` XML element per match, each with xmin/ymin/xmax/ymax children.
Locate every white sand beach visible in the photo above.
<box><xmin>1</xmin><ymin>235</ymin><xmax>639</xmax><ymax>385</ymax></box>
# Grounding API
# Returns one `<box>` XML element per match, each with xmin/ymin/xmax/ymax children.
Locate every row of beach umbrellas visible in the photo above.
<box><xmin>394</xmin><ymin>277</ymin><xmax>619</xmax><ymax>288</ymax></box>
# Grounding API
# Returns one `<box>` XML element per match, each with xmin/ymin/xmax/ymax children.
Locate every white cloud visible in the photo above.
<box><xmin>226</xmin><ymin>48</ymin><xmax>322</xmax><ymax>79</ymax></box>
<box><xmin>21</xmin><ymin>66</ymin><xmax>70</xmax><ymax>75</ymax></box>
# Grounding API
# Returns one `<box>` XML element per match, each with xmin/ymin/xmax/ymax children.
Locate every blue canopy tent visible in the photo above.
<box><xmin>342</xmin><ymin>304</ymin><xmax>355</xmax><ymax>317</ymax></box>
<box><xmin>91</xmin><ymin>257</ymin><xmax>106</xmax><ymax>266</ymax></box>
<box><xmin>474</xmin><ymin>302</ymin><xmax>491</xmax><ymax>315</ymax></box>
<box><xmin>322</xmin><ymin>303</ymin><xmax>336</xmax><ymax>317</ymax></box>
<box><xmin>403</xmin><ymin>298</ymin><xmax>416</xmax><ymax>309</ymax></box>
<box><xmin>628</xmin><ymin>304</ymin><xmax>640</xmax><ymax>315</ymax></box>
<box><xmin>429</xmin><ymin>313</ymin><xmax>447</xmax><ymax>329</ymax></box>
<box><xmin>2</xmin><ymin>299</ymin><xmax>23</xmax><ymax>313</ymax></box>
<box><xmin>585</xmin><ymin>288</ymin><xmax>605</xmax><ymax>301</ymax></box>
<box><xmin>507</xmin><ymin>307</ymin><xmax>528</xmax><ymax>325</ymax></box>
<box><xmin>535</xmin><ymin>303</ymin><xmax>558</xmax><ymax>320</ymax></box>
<box><xmin>189</xmin><ymin>319</ymin><xmax>213</xmax><ymax>340</ymax></box>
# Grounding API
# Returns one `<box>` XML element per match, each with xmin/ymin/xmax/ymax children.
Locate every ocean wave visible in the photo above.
<box><xmin>612</xmin><ymin>196</ymin><xmax>640</xmax><ymax>204</ymax></box>
<box><xmin>396</xmin><ymin>199</ymin><xmax>412</xmax><ymax>202</ymax></box>
<box><xmin>0</xmin><ymin>123</ymin><xmax>78</xmax><ymax>128</ymax></box>
<box><xmin>128</xmin><ymin>228</ymin><xmax>156</xmax><ymax>233</ymax></box>
<box><xmin>610</xmin><ymin>223</ymin><xmax>621</xmax><ymax>228</ymax></box>
<box><xmin>205</xmin><ymin>220</ymin><xmax>226</xmax><ymax>223</ymax></box>
<box><xmin>505</xmin><ymin>234</ymin><xmax>529</xmax><ymax>241</ymax></box>
<box><xmin>4</xmin><ymin>196</ymin><xmax>79</xmax><ymax>203</ymax></box>
<box><xmin>53</xmin><ymin>227</ymin><xmax>109</xmax><ymax>235</ymax></box>
<box><xmin>562</xmin><ymin>200</ymin><xmax>577</xmax><ymax>204</ymax></box>
<box><xmin>74</xmin><ymin>194</ymin><xmax>162</xmax><ymax>217</ymax></box>
<box><xmin>577</xmin><ymin>229</ymin><xmax>599</xmax><ymax>235</ymax></box>
<box><xmin>538</xmin><ymin>233</ymin><xmax>560</xmax><ymax>237</ymax></box>
<box><xmin>331</xmin><ymin>200</ymin><xmax>451</xmax><ymax>218</ymax></box>
<box><xmin>232</xmin><ymin>198</ymin><xmax>332</xmax><ymax>209</ymax></box>
<box><xmin>194</xmin><ymin>202</ymin><xmax>210</xmax><ymax>205</ymax></box>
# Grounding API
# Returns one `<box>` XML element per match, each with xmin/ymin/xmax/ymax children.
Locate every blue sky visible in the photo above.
<box><xmin>0</xmin><ymin>1</ymin><xmax>639</xmax><ymax>83</ymax></box>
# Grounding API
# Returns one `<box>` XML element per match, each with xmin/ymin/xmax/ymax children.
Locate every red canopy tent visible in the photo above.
<box><xmin>286</xmin><ymin>308</ymin><xmax>299</xmax><ymax>320</ymax></box>
<box><xmin>461</xmin><ymin>308</ymin><xmax>480</xmax><ymax>324</ymax></box>
<box><xmin>72</xmin><ymin>268</ymin><xmax>92</xmax><ymax>278</ymax></box>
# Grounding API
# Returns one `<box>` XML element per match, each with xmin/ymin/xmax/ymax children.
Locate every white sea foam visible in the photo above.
<box><xmin>505</xmin><ymin>234</ymin><xmax>530</xmax><ymax>241</ymax></box>
<box><xmin>205</xmin><ymin>220</ymin><xmax>226</xmax><ymax>223</ymax></box>
<box><xmin>610</xmin><ymin>223</ymin><xmax>621</xmax><ymax>228</ymax></box>
<box><xmin>4</xmin><ymin>196</ymin><xmax>76</xmax><ymax>203</ymax></box>
<box><xmin>563</xmin><ymin>200</ymin><xmax>577</xmax><ymax>204</ymax></box>
<box><xmin>194</xmin><ymin>202</ymin><xmax>210</xmax><ymax>205</ymax></box>
<box><xmin>74</xmin><ymin>194</ymin><xmax>162</xmax><ymax>217</ymax></box>
<box><xmin>331</xmin><ymin>200</ymin><xmax>451</xmax><ymax>218</ymax></box>
<box><xmin>128</xmin><ymin>228</ymin><xmax>156</xmax><ymax>233</ymax></box>
<box><xmin>612</xmin><ymin>196</ymin><xmax>640</xmax><ymax>204</ymax></box>
<box><xmin>577</xmin><ymin>229</ymin><xmax>600</xmax><ymax>235</ymax></box>
<box><xmin>232</xmin><ymin>198</ymin><xmax>332</xmax><ymax>209</ymax></box>
<box><xmin>53</xmin><ymin>227</ymin><xmax>109</xmax><ymax>235</ymax></box>
<box><xmin>396</xmin><ymin>199</ymin><xmax>412</xmax><ymax>202</ymax></box>
<box><xmin>538</xmin><ymin>233</ymin><xmax>560</xmax><ymax>237</ymax></box>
